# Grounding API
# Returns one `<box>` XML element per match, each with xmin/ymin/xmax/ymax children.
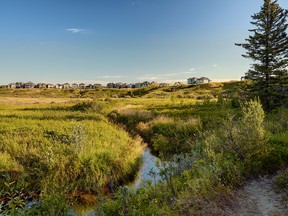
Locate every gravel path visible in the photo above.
<box><xmin>227</xmin><ymin>176</ymin><xmax>288</xmax><ymax>216</ymax></box>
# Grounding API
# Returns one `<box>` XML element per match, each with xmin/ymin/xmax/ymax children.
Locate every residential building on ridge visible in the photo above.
<box><xmin>46</xmin><ymin>84</ymin><xmax>54</xmax><ymax>88</ymax></box>
<box><xmin>2</xmin><ymin>77</ymin><xmax>213</xmax><ymax>90</ymax></box>
<box><xmin>8</xmin><ymin>83</ymin><xmax>16</xmax><ymax>88</ymax></box>
<box><xmin>71</xmin><ymin>83</ymin><xmax>79</xmax><ymax>89</ymax></box>
<box><xmin>24</xmin><ymin>82</ymin><xmax>36</xmax><ymax>88</ymax></box>
<box><xmin>187</xmin><ymin>77</ymin><xmax>211</xmax><ymax>84</ymax></box>
<box><xmin>36</xmin><ymin>83</ymin><xmax>46</xmax><ymax>88</ymax></box>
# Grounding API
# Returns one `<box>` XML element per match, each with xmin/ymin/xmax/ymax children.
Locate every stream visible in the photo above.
<box><xmin>129</xmin><ymin>148</ymin><xmax>162</xmax><ymax>189</ymax></box>
<box><xmin>68</xmin><ymin>148</ymin><xmax>161</xmax><ymax>216</ymax></box>
<box><xmin>21</xmin><ymin>151</ymin><xmax>288</xmax><ymax>215</ymax></box>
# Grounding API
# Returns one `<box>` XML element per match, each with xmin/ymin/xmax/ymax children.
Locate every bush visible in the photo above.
<box><xmin>71</xmin><ymin>101</ymin><xmax>102</xmax><ymax>112</ymax></box>
<box><xmin>199</xmin><ymin>99</ymin><xmax>269</xmax><ymax>185</ymax></box>
<box><xmin>139</xmin><ymin>116</ymin><xmax>201</xmax><ymax>159</ymax></box>
<box><xmin>274</xmin><ymin>169</ymin><xmax>288</xmax><ymax>201</ymax></box>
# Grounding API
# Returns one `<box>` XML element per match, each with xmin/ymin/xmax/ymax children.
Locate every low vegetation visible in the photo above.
<box><xmin>97</xmin><ymin>97</ymin><xmax>288</xmax><ymax>215</ymax></box>
<box><xmin>0</xmin><ymin>102</ymin><xmax>143</xmax><ymax>215</ymax></box>
<box><xmin>0</xmin><ymin>82</ymin><xmax>287</xmax><ymax>215</ymax></box>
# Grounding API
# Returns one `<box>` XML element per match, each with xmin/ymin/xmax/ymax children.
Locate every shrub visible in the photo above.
<box><xmin>274</xmin><ymin>169</ymin><xmax>288</xmax><ymax>201</ymax></box>
<box><xmin>71</xmin><ymin>101</ymin><xmax>101</xmax><ymax>112</ymax></box>
<box><xmin>199</xmin><ymin>99</ymin><xmax>269</xmax><ymax>185</ymax></box>
<box><xmin>138</xmin><ymin>116</ymin><xmax>201</xmax><ymax>159</ymax></box>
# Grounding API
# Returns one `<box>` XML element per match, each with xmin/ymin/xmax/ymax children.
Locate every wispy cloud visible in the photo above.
<box><xmin>131</xmin><ymin>0</ymin><xmax>142</xmax><ymax>5</ymax></box>
<box><xmin>161</xmin><ymin>79</ymin><xmax>187</xmax><ymax>84</ymax></box>
<box><xmin>181</xmin><ymin>71</ymin><xmax>196</xmax><ymax>75</ymax></box>
<box><xmin>97</xmin><ymin>75</ymin><xmax>122</xmax><ymax>79</ymax></box>
<box><xmin>65</xmin><ymin>28</ymin><xmax>85</xmax><ymax>33</ymax></box>
<box><xmin>137</xmin><ymin>69</ymin><xmax>196</xmax><ymax>81</ymax></box>
<box><xmin>137</xmin><ymin>76</ymin><xmax>159</xmax><ymax>81</ymax></box>
<box><xmin>137</xmin><ymin>76</ymin><xmax>186</xmax><ymax>84</ymax></box>
<box><xmin>67</xmin><ymin>80</ymin><xmax>105</xmax><ymax>85</ymax></box>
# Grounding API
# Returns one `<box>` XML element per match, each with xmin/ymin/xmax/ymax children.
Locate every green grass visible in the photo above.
<box><xmin>1</xmin><ymin>84</ymin><xmax>287</xmax><ymax>215</ymax></box>
<box><xmin>0</xmin><ymin>81</ymin><xmax>242</xmax><ymax>99</ymax></box>
<box><xmin>0</xmin><ymin>101</ymin><xmax>143</xmax><ymax>214</ymax></box>
<box><xmin>97</xmin><ymin>97</ymin><xmax>288</xmax><ymax>215</ymax></box>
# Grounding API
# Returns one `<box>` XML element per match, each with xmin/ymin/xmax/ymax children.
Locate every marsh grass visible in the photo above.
<box><xmin>1</xmin><ymin>85</ymin><xmax>287</xmax><ymax>215</ymax></box>
<box><xmin>0</xmin><ymin>101</ymin><xmax>143</xmax><ymax>214</ymax></box>
<box><xmin>137</xmin><ymin>116</ymin><xmax>201</xmax><ymax>159</ymax></box>
<box><xmin>97</xmin><ymin>98</ymin><xmax>288</xmax><ymax>215</ymax></box>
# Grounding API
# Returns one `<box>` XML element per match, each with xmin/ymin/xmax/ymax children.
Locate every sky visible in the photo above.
<box><xmin>1</xmin><ymin>0</ymin><xmax>288</xmax><ymax>85</ymax></box>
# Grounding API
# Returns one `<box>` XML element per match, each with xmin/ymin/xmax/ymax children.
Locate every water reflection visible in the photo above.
<box><xmin>131</xmin><ymin>148</ymin><xmax>162</xmax><ymax>189</ymax></box>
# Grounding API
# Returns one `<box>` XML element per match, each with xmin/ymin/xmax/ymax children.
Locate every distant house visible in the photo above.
<box><xmin>197</xmin><ymin>77</ymin><xmax>211</xmax><ymax>83</ymax></box>
<box><xmin>135</xmin><ymin>83</ymin><xmax>142</xmax><ymax>88</ymax></box>
<box><xmin>141</xmin><ymin>81</ymin><xmax>150</xmax><ymax>87</ymax></box>
<box><xmin>159</xmin><ymin>83</ymin><xmax>169</xmax><ymax>87</ymax></box>
<box><xmin>174</xmin><ymin>82</ymin><xmax>183</xmax><ymax>85</ymax></box>
<box><xmin>79</xmin><ymin>83</ymin><xmax>86</xmax><ymax>89</ymax></box>
<box><xmin>187</xmin><ymin>77</ymin><xmax>197</xmax><ymax>84</ymax></box>
<box><xmin>55</xmin><ymin>84</ymin><xmax>63</xmax><ymax>89</ymax></box>
<box><xmin>63</xmin><ymin>83</ymin><xmax>70</xmax><ymax>89</ymax></box>
<box><xmin>85</xmin><ymin>84</ymin><xmax>94</xmax><ymax>89</ymax></box>
<box><xmin>127</xmin><ymin>83</ymin><xmax>134</xmax><ymax>88</ymax></box>
<box><xmin>187</xmin><ymin>77</ymin><xmax>211</xmax><ymax>84</ymax></box>
<box><xmin>94</xmin><ymin>84</ymin><xmax>102</xmax><ymax>88</ymax></box>
<box><xmin>71</xmin><ymin>83</ymin><xmax>79</xmax><ymax>89</ymax></box>
<box><xmin>150</xmin><ymin>81</ymin><xmax>159</xmax><ymax>86</ymax></box>
<box><xmin>35</xmin><ymin>83</ymin><xmax>46</xmax><ymax>88</ymax></box>
<box><xmin>106</xmin><ymin>83</ymin><xmax>115</xmax><ymax>88</ymax></box>
<box><xmin>119</xmin><ymin>83</ymin><xmax>128</xmax><ymax>88</ymax></box>
<box><xmin>16</xmin><ymin>82</ymin><xmax>24</xmax><ymax>88</ymax></box>
<box><xmin>114</xmin><ymin>83</ymin><xmax>123</xmax><ymax>88</ymax></box>
<box><xmin>8</xmin><ymin>83</ymin><xmax>16</xmax><ymax>88</ymax></box>
<box><xmin>24</xmin><ymin>82</ymin><xmax>35</xmax><ymax>88</ymax></box>
<box><xmin>46</xmin><ymin>83</ymin><xmax>54</xmax><ymax>88</ymax></box>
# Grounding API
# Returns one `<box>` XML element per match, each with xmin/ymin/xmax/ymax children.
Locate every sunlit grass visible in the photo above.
<box><xmin>0</xmin><ymin>102</ymin><xmax>143</xmax><ymax>208</ymax></box>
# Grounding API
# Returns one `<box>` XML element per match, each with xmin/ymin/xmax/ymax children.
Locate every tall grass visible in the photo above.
<box><xmin>97</xmin><ymin>99</ymin><xmax>288</xmax><ymax>215</ymax></box>
<box><xmin>1</xmin><ymin>86</ymin><xmax>287</xmax><ymax>214</ymax></box>
<box><xmin>0</xmin><ymin>102</ymin><xmax>143</xmax><ymax>214</ymax></box>
<box><xmin>137</xmin><ymin>116</ymin><xmax>201</xmax><ymax>159</ymax></box>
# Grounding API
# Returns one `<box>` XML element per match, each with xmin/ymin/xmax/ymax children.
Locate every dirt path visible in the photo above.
<box><xmin>227</xmin><ymin>176</ymin><xmax>288</xmax><ymax>216</ymax></box>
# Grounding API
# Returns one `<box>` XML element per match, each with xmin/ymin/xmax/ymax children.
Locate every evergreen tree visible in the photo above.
<box><xmin>236</xmin><ymin>0</ymin><xmax>288</xmax><ymax>110</ymax></box>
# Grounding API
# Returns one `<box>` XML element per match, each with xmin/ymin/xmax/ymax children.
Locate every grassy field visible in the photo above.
<box><xmin>0</xmin><ymin>82</ymin><xmax>287</xmax><ymax>215</ymax></box>
<box><xmin>0</xmin><ymin>100</ymin><xmax>143</xmax><ymax>215</ymax></box>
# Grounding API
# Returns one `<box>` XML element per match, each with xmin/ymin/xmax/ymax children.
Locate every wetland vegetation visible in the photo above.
<box><xmin>0</xmin><ymin>81</ymin><xmax>287</xmax><ymax>215</ymax></box>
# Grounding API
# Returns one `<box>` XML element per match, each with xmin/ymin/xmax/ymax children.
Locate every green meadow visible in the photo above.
<box><xmin>0</xmin><ymin>82</ymin><xmax>287</xmax><ymax>215</ymax></box>
<box><xmin>0</xmin><ymin>100</ymin><xmax>143</xmax><ymax>215</ymax></box>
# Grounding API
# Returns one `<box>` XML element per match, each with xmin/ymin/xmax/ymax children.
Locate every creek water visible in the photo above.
<box><xmin>129</xmin><ymin>148</ymin><xmax>162</xmax><ymax>189</ymax></box>
<box><xmin>68</xmin><ymin>148</ymin><xmax>161</xmax><ymax>216</ymax></box>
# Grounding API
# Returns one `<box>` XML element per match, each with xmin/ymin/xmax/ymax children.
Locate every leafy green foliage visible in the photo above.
<box><xmin>274</xmin><ymin>169</ymin><xmax>288</xmax><ymax>201</ymax></box>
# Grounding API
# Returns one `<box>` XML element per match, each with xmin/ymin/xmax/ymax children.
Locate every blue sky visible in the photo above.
<box><xmin>1</xmin><ymin>0</ymin><xmax>288</xmax><ymax>84</ymax></box>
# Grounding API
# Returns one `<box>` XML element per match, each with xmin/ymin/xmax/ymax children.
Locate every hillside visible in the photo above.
<box><xmin>0</xmin><ymin>81</ymin><xmax>243</xmax><ymax>100</ymax></box>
